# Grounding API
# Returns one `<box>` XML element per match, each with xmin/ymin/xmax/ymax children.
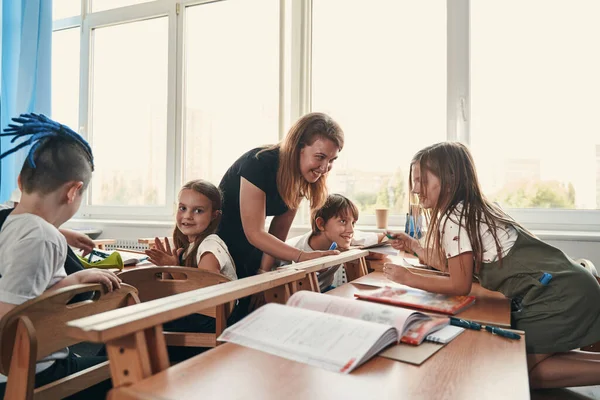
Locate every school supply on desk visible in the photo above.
<box><xmin>425</xmin><ymin>325</ymin><xmax>465</xmax><ymax>344</ymax></box>
<box><xmin>218</xmin><ymin>291</ymin><xmax>449</xmax><ymax>373</ymax></box>
<box><xmin>355</xmin><ymin>286</ymin><xmax>476</xmax><ymax>315</ymax></box>
<box><xmin>77</xmin><ymin>250</ymin><xmax>124</xmax><ymax>270</ymax></box>
<box><xmin>360</xmin><ymin>238</ymin><xmax>398</xmax><ymax>256</ymax></box>
<box><xmin>81</xmin><ymin>248</ymin><xmax>149</xmax><ymax>267</ymax></box>
<box><xmin>329</xmin><ymin>242</ymin><xmax>338</xmax><ymax>251</ymax></box>
<box><xmin>450</xmin><ymin>317</ymin><xmax>521</xmax><ymax>340</ymax></box>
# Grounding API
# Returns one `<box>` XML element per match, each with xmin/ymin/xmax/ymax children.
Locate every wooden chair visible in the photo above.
<box><xmin>0</xmin><ymin>283</ymin><xmax>139</xmax><ymax>400</ymax></box>
<box><xmin>279</xmin><ymin>249</ymin><xmax>369</xmax><ymax>295</ymax></box>
<box><xmin>118</xmin><ymin>266</ymin><xmax>234</xmax><ymax>348</ymax></box>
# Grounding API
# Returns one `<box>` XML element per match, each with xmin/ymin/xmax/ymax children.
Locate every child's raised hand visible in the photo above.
<box><xmin>145</xmin><ymin>237</ymin><xmax>183</xmax><ymax>266</ymax></box>
<box><xmin>385</xmin><ymin>231</ymin><xmax>417</xmax><ymax>252</ymax></box>
<box><xmin>383</xmin><ymin>263</ymin><xmax>412</xmax><ymax>285</ymax></box>
<box><xmin>75</xmin><ymin>269</ymin><xmax>122</xmax><ymax>291</ymax></box>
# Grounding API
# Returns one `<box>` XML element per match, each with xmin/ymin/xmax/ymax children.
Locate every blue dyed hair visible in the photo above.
<box><xmin>0</xmin><ymin>113</ymin><xmax>94</xmax><ymax>194</ymax></box>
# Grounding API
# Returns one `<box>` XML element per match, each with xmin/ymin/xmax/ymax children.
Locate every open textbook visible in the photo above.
<box><xmin>218</xmin><ymin>291</ymin><xmax>448</xmax><ymax>374</ymax></box>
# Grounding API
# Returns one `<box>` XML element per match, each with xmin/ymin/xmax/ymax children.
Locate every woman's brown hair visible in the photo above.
<box><xmin>260</xmin><ymin>112</ymin><xmax>344</xmax><ymax>210</ymax></box>
<box><xmin>173</xmin><ymin>179</ymin><xmax>223</xmax><ymax>268</ymax></box>
<box><xmin>410</xmin><ymin>142</ymin><xmax>526</xmax><ymax>273</ymax></box>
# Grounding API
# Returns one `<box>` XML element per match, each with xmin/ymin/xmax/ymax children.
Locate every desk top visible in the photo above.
<box><xmin>115</xmin><ymin>327</ymin><xmax>528</xmax><ymax>399</ymax></box>
<box><xmin>339</xmin><ymin>272</ymin><xmax>511</xmax><ymax>328</ymax></box>
<box><xmin>110</xmin><ymin>272</ymin><xmax>528</xmax><ymax>400</ymax></box>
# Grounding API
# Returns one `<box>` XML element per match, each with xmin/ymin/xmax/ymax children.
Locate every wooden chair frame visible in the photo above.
<box><xmin>65</xmin><ymin>251</ymin><xmax>368</xmax><ymax>395</ymax></box>
<box><xmin>0</xmin><ymin>283</ymin><xmax>139</xmax><ymax>400</ymax></box>
<box><xmin>276</xmin><ymin>249</ymin><xmax>369</xmax><ymax>298</ymax></box>
<box><xmin>117</xmin><ymin>266</ymin><xmax>234</xmax><ymax>348</ymax></box>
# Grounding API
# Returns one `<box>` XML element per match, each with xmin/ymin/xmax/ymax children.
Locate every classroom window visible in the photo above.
<box><xmin>53</xmin><ymin>0</ymin><xmax>80</xmax><ymax>20</ymax></box>
<box><xmin>51</xmin><ymin>28</ymin><xmax>80</xmax><ymax>132</ymax></box>
<box><xmin>88</xmin><ymin>17</ymin><xmax>169</xmax><ymax>207</ymax></box>
<box><xmin>91</xmin><ymin>0</ymin><xmax>155</xmax><ymax>13</ymax></box>
<box><xmin>182</xmin><ymin>0</ymin><xmax>280</xmax><ymax>185</ymax></box>
<box><xmin>471</xmin><ymin>0</ymin><xmax>600</xmax><ymax>211</ymax></box>
<box><xmin>311</xmin><ymin>0</ymin><xmax>447</xmax><ymax>217</ymax></box>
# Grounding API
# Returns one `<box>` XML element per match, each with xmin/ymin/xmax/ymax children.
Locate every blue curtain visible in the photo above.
<box><xmin>0</xmin><ymin>0</ymin><xmax>52</xmax><ymax>202</ymax></box>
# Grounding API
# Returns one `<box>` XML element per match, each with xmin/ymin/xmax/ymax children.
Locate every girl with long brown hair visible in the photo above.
<box><xmin>146</xmin><ymin>179</ymin><xmax>236</xmax><ymax>280</ymax></box>
<box><xmin>384</xmin><ymin>142</ymin><xmax>600</xmax><ymax>389</ymax></box>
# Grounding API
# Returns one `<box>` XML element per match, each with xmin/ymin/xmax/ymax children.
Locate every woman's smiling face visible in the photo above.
<box><xmin>298</xmin><ymin>137</ymin><xmax>339</xmax><ymax>183</ymax></box>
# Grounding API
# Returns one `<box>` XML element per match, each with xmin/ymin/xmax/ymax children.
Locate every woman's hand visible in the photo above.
<box><xmin>385</xmin><ymin>231</ymin><xmax>419</xmax><ymax>253</ymax></box>
<box><xmin>60</xmin><ymin>228</ymin><xmax>95</xmax><ymax>256</ymax></box>
<box><xmin>298</xmin><ymin>249</ymin><xmax>340</xmax><ymax>262</ymax></box>
<box><xmin>145</xmin><ymin>237</ymin><xmax>183</xmax><ymax>266</ymax></box>
<box><xmin>383</xmin><ymin>263</ymin><xmax>413</xmax><ymax>286</ymax></box>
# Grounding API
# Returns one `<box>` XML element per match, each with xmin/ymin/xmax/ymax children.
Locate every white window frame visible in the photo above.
<box><xmin>51</xmin><ymin>0</ymin><xmax>600</xmax><ymax>233</ymax></box>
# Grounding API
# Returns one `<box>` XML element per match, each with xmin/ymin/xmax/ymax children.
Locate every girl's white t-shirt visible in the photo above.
<box><xmin>441</xmin><ymin>203</ymin><xmax>518</xmax><ymax>263</ymax></box>
<box><xmin>184</xmin><ymin>234</ymin><xmax>237</xmax><ymax>281</ymax></box>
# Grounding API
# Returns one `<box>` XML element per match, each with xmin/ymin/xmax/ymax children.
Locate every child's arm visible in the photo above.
<box><xmin>386</xmin><ymin>231</ymin><xmax>447</xmax><ymax>270</ymax></box>
<box><xmin>59</xmin><ymin>228</ymin><xmax>96</xmax><ymax>256</ymax></box>
<box><xmin>384</xmin><ymin>252</ymin><xmax>474</xmax><ymax>296</ymax></box>
<box><xmin>0</xmin><ymin>302</ymin><xmax>16</xmax><ymax>320</ymax></box>
<box><xmin>49</xmin><ymin>269</ymin><xmax>122</xmax><ymax>293</ymax></box>
<box><xmin>197</xmin><ymin>252</ymin><xmax>222</xmax><ymax>274</ymax></box>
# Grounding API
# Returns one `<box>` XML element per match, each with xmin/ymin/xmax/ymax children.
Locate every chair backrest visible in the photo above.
<box><xmin>0</xmin><ymin>283</ymin><xmax>139</xmax><ymax>375</ymax></box>
<box><xmin>118</xmin><ymin>266</ymin><xmax>233</xmax><ymax>318</ymax></box>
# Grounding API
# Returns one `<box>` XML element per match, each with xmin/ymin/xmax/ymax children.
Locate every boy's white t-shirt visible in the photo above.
<box><xmin>284</xmin><ymin>230</ymin><xmax>379</xmax><ymax>291</ymax></box>
<box><xmin>0</xmin><ymin>213</ymin><xmax>69</xmax><ymax>383</ymax></box>
<box><xmin>183</xmin><ymin>234</ymin><xmax>237</xmax><ymax>281</ymax></box>
<box><xmin>441</xmin><ymin>203</ymin><xmax>518</xmax><ymax>263</ymax></box>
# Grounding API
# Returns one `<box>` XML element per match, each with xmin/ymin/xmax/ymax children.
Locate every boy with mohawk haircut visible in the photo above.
<box><xmin>0</xmin><ymin>114</ymin><xmax>121</xmax><ymax>399</ymax></box>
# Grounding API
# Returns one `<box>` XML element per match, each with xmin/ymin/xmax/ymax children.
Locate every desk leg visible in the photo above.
<box><xmin>264</xmin><ymin>284</ymin><xmax>292</xmax><ymax>304</ymax></box>
<box><xmin>289</xmin><ymin>275</ymin><xmax>319</xmax><ymax>294</ymax></box>
<box><xmin>105</xmin><ymin>331</ymin><xmax>153</xmax><ymax>388</ymax></box>
<box><xmin>144</xmin><ymin>325</ymin><xmax>170</xmax><ymax>373</ymax></box>
<box><xmin>345</xmin><ymin>258</ymin><xmax>369</xmax><ymax>282</ymax></box>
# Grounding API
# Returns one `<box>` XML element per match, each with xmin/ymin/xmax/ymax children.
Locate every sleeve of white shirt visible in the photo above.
<box><xmin>441</xmin><ymin>215</ymin><xmax>473</xmax><ymax>258</ymax></box>
<box><xmin>0</xmin><ymin>238</ymin><xmax>66</xmax><ymax>305</ymax></box>
<box><xmin>351</xmin><ymin>231</ymin><xmax>379</xmax><ymax>247</ymax></box>
<box><xmin>196</xmin><ymin>237</ymin><xmax>230</xmax><ymax>270</ymax></box>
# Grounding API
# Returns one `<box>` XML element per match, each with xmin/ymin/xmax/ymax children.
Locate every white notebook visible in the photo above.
<box><xmin>425</xmin><ymin>325</ymin><xmax>465</xmax><ymax>344</ymax></box>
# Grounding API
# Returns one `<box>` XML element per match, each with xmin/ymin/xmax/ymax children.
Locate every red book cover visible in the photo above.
<box><xmin>400</xmin><ymin>318</ymin><xmax>449</xmax><ymax>345</ymax></box>
<box><xmin>355</xmin><ymin>286</ymin><xmax>476</xmax><ymax>315</ymax></box>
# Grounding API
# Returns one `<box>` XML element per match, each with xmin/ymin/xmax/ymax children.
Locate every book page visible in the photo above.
<box><xmin>218</xmin><ymin>303</ymin><xmax>395</xmax><ymax>374</ymax></box>
<box><xmin>286</xmin><ymin>291</ymin><xmax>428</xmax><ymax>336</ymax></box>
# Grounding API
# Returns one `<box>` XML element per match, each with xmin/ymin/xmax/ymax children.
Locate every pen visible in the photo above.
<box><xmin>485</xmin><ymin>325</ymin><xmax>521</xmax><ymax>340</ymax></box>
<box><xmin>450</xmin><ymin>317</ymin><xmax>482</xmax><ymax>330</ymax></box>
<box><xmin>329</xmin><ymin>242</ymin><xmax>337</xmax><ymax>251</ymax></box>
<box><xmin>451</xmin><ymin>317</ymin><xmax>521</xmax><ymax>340</ymax></box>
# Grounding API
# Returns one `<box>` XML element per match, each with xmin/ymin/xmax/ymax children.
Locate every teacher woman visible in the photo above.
<box><xmin>218</xmin><ymin>112</ymin><xmax>344</xmax><ymax>283</ymax></box>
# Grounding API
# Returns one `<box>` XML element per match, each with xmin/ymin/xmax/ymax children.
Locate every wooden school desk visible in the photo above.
<box><xmin>98</xmin><ymin>274</ymin><xmax>528</xmax><ymax>400</ymax></box>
